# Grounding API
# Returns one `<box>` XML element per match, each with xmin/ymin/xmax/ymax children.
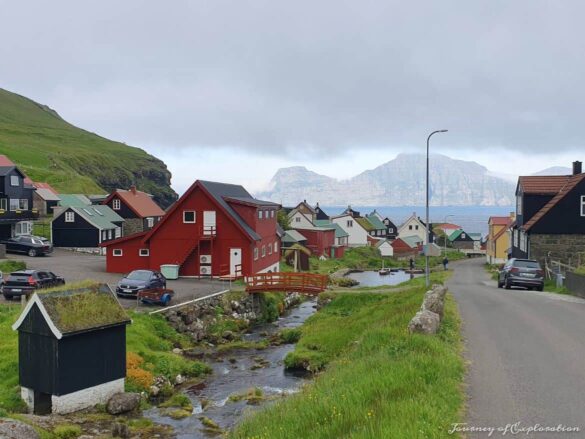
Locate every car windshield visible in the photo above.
<box><xmin>126</xmin><ymin>271</ymin><xmax>152</xmax><ymax>281</ymax></box>
<box><xmin>31</xmin><ymin>238</ymin><xmax>44</xmax><ymax>245</ymax></box>
<box><xmin>514</xmin><ymin>260</ymin><xmax>540</xmax><ymax>269</ymax></box>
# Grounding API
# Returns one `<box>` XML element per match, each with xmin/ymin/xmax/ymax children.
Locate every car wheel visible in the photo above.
<box><xmin>504</xmin><ymin>278</ymin><xmax>512</xmax><ymax>289</ymax></box>
<box><xmin>28</xmin><ymin>249</ymin><xmax>37</xmax><ymax>257</ymax></box>
<box><xmin>537</xmin><ymin>285</ymin><xmax>544</xmax><ymax>292</ymax></box>
<box><xmin>497</xmin><ymin>280</ymin><xmax>503</xmax><ymax>288</ymax></box>
<box><xmin>162</xmin><ymin>294</ymin><xmax>171</xmax><ymax>306</ymax></box>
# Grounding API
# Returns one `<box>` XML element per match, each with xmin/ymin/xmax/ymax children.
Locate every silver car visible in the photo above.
<box><xmin>498</xmin><ymin>258</ymin><xmax>544</xmax><ymax>291</ymax></box>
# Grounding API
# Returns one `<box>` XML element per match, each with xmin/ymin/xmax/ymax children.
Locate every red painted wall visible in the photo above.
<box><xmin>295</xmin><ymin>229</ymin><xmax>335</xmax><ymax>257</ymax></box>
<box><xmin>103</xmin><ymin>184</ymin><xmax>280</xmax><ymax>276</ymax></box>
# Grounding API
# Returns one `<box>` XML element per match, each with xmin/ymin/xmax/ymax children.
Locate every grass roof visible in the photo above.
<box><xmin>37</xmin><ymin>281</ymin><xmax>130</xmax><ymax>335</ymax></box>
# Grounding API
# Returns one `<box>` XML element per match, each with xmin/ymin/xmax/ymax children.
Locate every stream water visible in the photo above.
<box><xmin>145</xmin><ymin>299</ymin><xmax>317</xmax><ymax>438</ymax></box>
<box><xmin>346</xmin><ymin>270</ymin><xmax>417</xmax><ymax>287</ymax></box>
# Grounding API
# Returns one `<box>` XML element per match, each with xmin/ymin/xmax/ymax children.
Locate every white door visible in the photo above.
<box><xmin>203</xmin><ymin>211</ymin><xmax>216</xmax><ymax>235</ymax></box>
<box><xmin>230</xmin><ymin>248</ymin><xmax>242</xmax><ymax>276</ymax></box>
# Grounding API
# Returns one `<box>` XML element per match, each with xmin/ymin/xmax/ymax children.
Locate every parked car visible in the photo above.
<box><xmin>116</xmin><ymin>270</ymin><xmax>167</xmax><ymax>298</ymax></box>
<box><xmin>498</xmin><ymin>258</ymin><xmax>544</xmax><ymax>291</ymax></box>
<box><xmin>0</xmin><ymin>235</ymin><xmax>53</xmax><ymax>257</ymax></box>
<box><xmin>3</xmin><ymin>270</ymin><xmax>66</xmax><ymax>300</ymax></box>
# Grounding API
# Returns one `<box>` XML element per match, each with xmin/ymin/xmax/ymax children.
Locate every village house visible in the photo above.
<box><xmin>397</xmin><ymin>213</ymin><xmax>428</xmax><ymax>243</ymax></box>
<box><xmin>363</xmin><ymin>214</ymin><xmax>387</xmax><ymax>238</ymax></box>
<box><xmin>314</xmin><ymin>202</ymin><xmax>329</xmax><ymax>220</ymax></box>
<box><xmin>0</xmin><ymin>164</ymin><xmax>37</xmax><ymax>238</ymax></box>
<box><xmin>448</xmin><ymin>229</ymin><xmax>475</xmax><ymax>250</ymax></box>
<box><xmin>331</xmin><ymin>212</ymin><xmax>371</xmax><ymax>247</ymax></box>
<box><xmin>375</xmin><ymin>239</ymin><xmax>394</xmax><ymax>257</ymax></box>
<box><xmin>511</xmin><ymin>161</ymin><xmax>585</xmax><ymax>265</ymax></box>
<box><xmin>51</xmin><ymin>205</ymin><xmax>125</xmax><ymax>249</ymax></box>
<box><xmin>288</xmin><ymin>208</ymin><xmax>315</xmax><ymax>228</ymax></box>
<box><xmin>281</xmin><ymin>229</ymin><xmax>308</xmax><ymax>249</ymax></box>
<box><xmin>390</xmin><ymin>237</ymin><xmax>418</xmax><ymax>259</ymax></box>
<box><xmin>33</xmin><ymin>185</ymin><xmax>60</xmax><ymax>217</ymax></box>
<box><xmin>368</xmin><ymin>209</ymin><xmax>399</xmax><ymax>239</ymax></box>
<box><xmin>103</xmin><ymin>185</ymin><xmax>166</xmax><ymax>235</ymax></box>
<box><xmin>314</xmin><ymin>220</ymin><xmax>349</xmax><ymax>249</ymax></box>
<box><xmin>12</xmin><ymin>284</ymin><xmax>130</xmax><ymax>415</ymax></box>
<box><xmin>293</xmin><ymin>226</ymin><xmax>336</xmax><ymax>258</ymax></box>
<box><xmin>57</xmin><ymin>194</ymin><xmax>93</xmax><ymax>208</ymax></box>
<box><xmin>486</xmin><ymin>215</ymin><xmax>514</xmax><ymax>264</ymax></box>
<box><xmin>101</xmin><ymin>180</ymin><xmax>281</xmax><ymax>277</ymax></box>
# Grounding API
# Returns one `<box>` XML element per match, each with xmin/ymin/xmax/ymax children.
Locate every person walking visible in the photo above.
<box><xmin>442</xmin><ymin>256</ymin><xmax>449</xmax><ymax>271</ymax></box>
<box><xmin>409</xmin><ymin>257</ymin><xmax>415</xmax><ymax>271</ymax></box>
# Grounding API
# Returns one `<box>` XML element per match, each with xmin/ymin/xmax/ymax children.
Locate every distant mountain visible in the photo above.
<box><xmin>531</xmin><ymin>166</ymin><xmax>572</xmax><ymax>176</ymax></box>
<box><xmin>0</xmin><ymin>88</ymin><xmax>177</xmax><ymax>207</ymax></box>
<box><xmin>257</xmin><ymin>153</ymin><xmax>515</xmax><ymax>207</ymax></box>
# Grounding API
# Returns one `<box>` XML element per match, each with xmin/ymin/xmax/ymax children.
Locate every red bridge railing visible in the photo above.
<box><xmin>245</xmin><ymin>272</ymin><xmax>328</xmax><ymax>295</ymax></box>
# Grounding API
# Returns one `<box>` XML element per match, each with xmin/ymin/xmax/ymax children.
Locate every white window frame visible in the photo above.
<box><xmin>112</xmin><ymin>198</ymin><xmax>121</xmax><ymax>210</ymax></box>
<box><xmin>254</xmin><ymin>248</ymin><xmax>259</xmax><ymax>260</ymax></box>
<box><xmin>581</xmin><ymin>195</ymin><xmax>585</xmax><ymax>217</ymax></box>
<box><xmin>517</xmin><ymin>194</ymin><xmax>523</xmax><ymax>215</ymax></box>
<box><xmin>268</xmin><ymin>243</ymin><xmax>273</xmax><ymax>255</ymax></box>
<box><xmin>108</xmin><ymin>229</ymin><xmax>112</xmax><ymax>240</ymax></box>
<box><xmin>10</xmin><ymin>175</ymin><xmax>19</xmax><ymax>186</ymax></box>
<box><xmin>19</xmin><ymin>199</ymin><xmax>28</xmax><ymax>210</ymax></box>
<box><xmin>0</xmin><ymin>198</ymin><xmax>6</xmax><ymax>211</ymax></box>
<box><xmin>113</xmin><ymin>249</ymin><xmax>123</xmax><ymax>257</ymax></box>
<box><xmin>274</xmin><ymin>242</ymin><xmax>278</xmax><ymax>253</ymax></box>
<box><xmin>347</xmin><ymin>220</ymin><xmax>353</xmax><ymax>227</ymax></box>
<box><xmin>258</xmin><ymin>210</ymin><xmax>263</xmax><ymax>220</ymax></box>
<box><xmin>115</xmin><ymin>227</ymin><xmax>121</xmax><ymax>238</ymax></box>
<box><xmin>183</xmin><ymin>211</ymin><xmax>196</xmax><ymax>223</ymax></box>
<box><xmin>139</xmin><ymin>248</ymin><xmax>150</xmax><ymax>257</ymax></box>
<box><xmin>147</xmin><ymin>217</ymin><xmax>154</xmax><ymax>228</ymax></box>
<box><xmin>271</xmin><ymin>210</ymin><xmax>275</xmax><ymax>218</ymax></box>
<box><xmin>9</xmin><ymin>199</ymin><xmax>19</xmax><ymax>211</ymax></box>
<box><xmin>261</xmin><ymin>245</ymin><xmax>266</xmax><ymax>257</ymax></box>
<box><xmin>388</xmin><ymin>227</ymin><xmax>393</xmax><ymax>233</ymax></box>
<box><xmin>65</xmin><ymin>211</ymin><xmax>75</xmax><ymax>222</ymax></box>
<box><xmin>102</xmin><ymin>230</ymin><xmax>107</xmax><ymax>241</ymax></box>
<box><xmin>295</xmin><ymin>216</ymin><xmax>301</xmax><ymax>223</ymax></box>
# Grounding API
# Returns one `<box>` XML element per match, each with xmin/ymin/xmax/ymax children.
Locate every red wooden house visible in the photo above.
<box><xmin>293</xmin><ymin>227</ymin><xmax>336</xmax><ymax>258</ymax></box>
<box><xmin>101</xmin><ymin>180</ymin><xmax>281</xmax><ymax>277</ymax></box>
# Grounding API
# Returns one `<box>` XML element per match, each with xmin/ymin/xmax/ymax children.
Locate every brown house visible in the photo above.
<box><xmin>103</xmin><ymin>186</ymin><xmax>165</xmax><ymax>236</ymax></box>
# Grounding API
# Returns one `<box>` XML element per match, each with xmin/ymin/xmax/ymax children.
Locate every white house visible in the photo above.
<box><xmin>398</xmin><ymin>213</ymin><xmax>428</xmax><ymax>243</ymax></box>
<box><xmin>375</xmin><ymin>239</ymin><xmax>394</xmax><ymax>257</ymax></box>
<box><xmin>288</xmin><ymin>209</ymin><xmax>315</xmax><ymax>229</ymax></box>
<box><xmin>331</xmin><ymin>213</ymin><xmax>370</xmax><ymax>247</ymax></box>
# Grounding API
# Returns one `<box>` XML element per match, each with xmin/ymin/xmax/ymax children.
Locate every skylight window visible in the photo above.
<box><xmin>83</xmin><ymin>208</ymin><xmax>94</xmax><ymax>216</ymax></box>
<box><xmin>93</xmin><ymin>208</ymin><xmax>104</xmax><ymax>216</ymax></box>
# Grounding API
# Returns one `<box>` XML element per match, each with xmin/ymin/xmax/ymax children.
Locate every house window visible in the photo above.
<box><xmin>108</xmin><ymin>229</ymin><xmax>112</xmax><ymax>240</ymax></box>
<box><xmin>347</xmin><ymin>220</ymin><xmax>353</xmax><ymax>227</ymax></box>
<box><xmin>113</xmin><ymin>249</ymin><xmax>123</xmax><ymax>257</ymax></box>
<box><xmin>461</xmin><ymin>233</ymin><xmax>466</xmax><ymax>239</ymax></box>
<box><xmin>102</xmin><ymin>230</ymin><xmax>107</xmax><ymax>241</ymax></box>
<box><xmin>274</xmin><ymin>242</ymin><xmax>278</xmax><ymax>253</ymax></box>
<box><xmin>10</xmin><ymin>175</ymin><xmax>19</xmax><ymax>186</ymax></box>
<box><xmin>254</xmin><ymin>248</ymin><xmax>259</xmax><ymax>260</ymax></box>
<box><xmin>9</xmin><ymin>199</ymin><xmax>19</xmax><ymax>211</ymax></box>
<box><xmin>517</xmin><ymin>195</ymin><xmax>523</xmax><ymax>215</ymax></box>
<box><xmin>147</xmin><ymin>217</ymin><xmax>154</xmax><ymax>228</ymax></box>
<box><xmin>409</xmin><ymin>225</ymin><xmax>413</xmax><ymax>230</ymax></box>
<box><xmin>295</xmin><ymin>216</ymin><xmax>301</xmax><ymax>223</ymax></box>
<box><xmin>271</xmin><ymin>210</ymin><xmax>275</xmax><ymax>218</ymax></box>
<box><xmin>258</xmin><ymin>210</ymin><xmax>263</xmax><ymax>220</ymax></box>
<box><xmin>262</xmin><ymin>245</ymin><xmax>266</xmax><ymax>257</ymax></box>
<box><xmin>113</xmin><ymin>199</ymin><xmax>121</xmax><ymax>210</ymax></box>
<box><xmin>19</xmin><ymin>199</ymin><xmax>28</xmax><ymax>210</ymax></box>
<box><xmin>139</xmin><ymin>249</ymin><xmax>149</xmax><ymax>257</ymax></box>
<box><xmin>269</xmin><ymin>243</ymin><xmax>273</xmax><ymax>255</ymax></box>
<box><xmin>388</xmin><ymin>228</ymin><xmax>393</xmax><ymax>233</ymax></box>
<box><xmin>415</xmin><ymin>225</ymin><xmax>419</xmax><ymax>230</ymax></box>
<box><xmin>581</xmin><ymin>195</ymin><xmax>585</xmax><ymax>217</ymax></box>
<box><xmin>0</xmin><ymin>199</ymin><xmax>6</xmax><ymax>211</ymax></box>
<box><xmin>65</xmin><ymin>211</ymin><xmax>75</xmax><ymax>222</ymax></box>
<box><xmin>183</xmin><ymin>211</ymin><xmax>196</xmax><ymax>223</ymax></box>
<box><xmin>115</xmin><ymin>227</ymin><xmax>121</xmax><ymax>238</ymax></box>
<box><xmin>15</xmin><ymin>221</ymin><xmax>32</xmax><ymax>235</ymax></box>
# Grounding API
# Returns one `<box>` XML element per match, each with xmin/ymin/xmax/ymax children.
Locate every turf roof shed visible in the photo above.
<box><xmin>12</xmin><ymin>284</ymin><xmax>131</xmax><ymax>415</ymax></box>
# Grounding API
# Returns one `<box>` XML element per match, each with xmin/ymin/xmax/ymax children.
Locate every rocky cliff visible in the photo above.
<box><xmin>258</xmin><ymin>153</ymin><xmax>516</xmax><ymax>207</ymax></box>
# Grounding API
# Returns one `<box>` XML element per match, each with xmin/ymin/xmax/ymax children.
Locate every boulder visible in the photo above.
<box><xmin>106</xmin><ymin>392</ymin><xmax>141</xmax><ymax>415</ymax></box>
<box><xmin>408</xmin><ymin>310</ymin><xmax>440</xmax><ymax>334</ymax></box>
<box><xmin>422</xmin><ymin>291</ymin><xmax>445</xmax><ymax>320</ymax></box>
<box><xmin>175</xmin><ymin>374</ymin><xmax>185</xmax><ymax>385</ymax></box>
<box><xmin>0</xmin><ymin>419</ymin><xmax>40</xmax><ymax>439</ymax></box>
<box><xmin>431</xmin><ymin>284</ymin><xmax>448</xmax><ymax>300</ymax></box>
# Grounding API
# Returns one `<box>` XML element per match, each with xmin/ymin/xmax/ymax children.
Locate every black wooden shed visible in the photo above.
<box><xmin>12</xmin><ymin>284</ymin><xmax>131</xmax><ymax>415</ymax></box>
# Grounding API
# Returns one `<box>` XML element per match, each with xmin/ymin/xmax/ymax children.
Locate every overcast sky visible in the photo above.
<box><xmin>1</xmin><ymin>1</ymin><xmax>584</xmax><ymax>193</ymax></box>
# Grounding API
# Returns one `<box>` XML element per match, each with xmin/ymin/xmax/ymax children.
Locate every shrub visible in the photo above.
<box><xmin>0</xmin><ymin>260</ymin><xmax>26</xmax><ymax>275</ymax></box>
<box><xmin>279</xmin><ymin>328</ymin><xmax>302</xmax><ymax>344</ymax></box>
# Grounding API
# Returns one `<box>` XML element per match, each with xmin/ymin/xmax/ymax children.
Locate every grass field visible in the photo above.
<box><xmin>231</xmin><ymin>274</ymin><xmax>464</xmax><ymax>439</ymax></box>
<box><xmin>0</xmin><ymin>88</ymin><xmax>176</xmax><ymax>207</ymax></box>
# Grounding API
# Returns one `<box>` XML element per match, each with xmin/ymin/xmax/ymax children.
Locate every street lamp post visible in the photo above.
<box><xmin>426</xmin><ymin>130</ymin><xmax>448</xmax><ymax>287</ymax></box>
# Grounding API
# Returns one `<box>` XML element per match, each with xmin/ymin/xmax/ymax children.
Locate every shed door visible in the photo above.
<box><xmin>230</xmin><ymin>248</ymin><xmax>242</xmax><ymax>276</ymax></box>
<box><xmin>34</xmin><ymin>391</ymin><xmax>52</xmax><ymax>415</ymax></box>
<box><xmin>203</xmin><ymin>211</ymin><xmax>216</xmax><ymax>235</ymax></box>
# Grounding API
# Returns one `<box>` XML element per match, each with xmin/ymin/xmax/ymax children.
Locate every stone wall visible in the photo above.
<box><xmin>163</xmin><ymin>291</ymin><xmax>301</xmax><ymax>342</ymax></box>
<box><xmin>530</xmin><ymin>234</ymin><xmax>585</xmax><ymax>267</ymax></box>
<box><xmin>123</xmin><ymin>218</ymin><xmax>144</xmax><ymax>236</ymax></box>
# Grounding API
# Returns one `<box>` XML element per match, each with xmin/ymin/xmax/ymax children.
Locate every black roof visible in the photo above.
<box><xmin>0</xmin><ymin>166</ymin><xmax>24</xmax><ymax>177</ymax></box>
<box><xmin>225</xmin><ymin>196</ymin><xmax>280</xmax><ymax>207</ymax></box>
<box><xmin>199</xmin><ymin>181</ymin><xmax>264</xmax><ymax>240</ymax></box>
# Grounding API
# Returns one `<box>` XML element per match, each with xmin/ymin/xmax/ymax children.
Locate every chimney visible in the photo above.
<box><xmin>130</xmin><ymin>185</ymin><xmax>137</xmax><ymax>195</ymax></box>
<box><xmin>573</xmin><ymin>161</ymin><xmax>582</xmax><ymax>175</ymax></box>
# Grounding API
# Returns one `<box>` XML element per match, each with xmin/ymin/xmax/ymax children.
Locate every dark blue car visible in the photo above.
<box><xmin>116</xmin><ymin>270</ymin><xmax>166</xmax><ymax>298</ymax></box>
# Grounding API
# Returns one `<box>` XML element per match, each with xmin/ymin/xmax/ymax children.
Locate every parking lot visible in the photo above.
<box><xmin>3</xmin><ymin>249</ymin><xmax>231</xmax><ymax>310</ymax></box>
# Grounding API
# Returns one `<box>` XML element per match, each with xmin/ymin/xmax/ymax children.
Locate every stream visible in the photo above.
<box><xmin>145</xmin><ymin>299</ymin><xmax>317</xmax><ymax>438</ymax></box>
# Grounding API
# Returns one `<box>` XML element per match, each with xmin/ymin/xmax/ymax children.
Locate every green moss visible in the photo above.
<box><xmin>159</xmin><ymin>393</ymin><xmax>193</xmax><ymax>411</ymax></box>
<box><xmin>168</xmin><ymin>409</ymin><xmax>192</xmax><ymax>420</ymax></box>
<box><xmin>53</xmin><ymin>424</ymin><xmax>82</xmax><ymax>439</ymax></box>
<box><xmin>279</xmin><ymin>328</ymin><xmax>302</xmax><ymax>344</ymax></box>
<box><xmin>200</xmin><ymin>416</ymin><xmax>222</xmax><ymax>431</ymax></box>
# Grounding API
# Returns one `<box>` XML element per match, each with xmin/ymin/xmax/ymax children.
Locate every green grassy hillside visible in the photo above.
<box><xmin>0</xmin><ymin>88</ymin><xmax>177</xmax><ymax>207</ymax></box>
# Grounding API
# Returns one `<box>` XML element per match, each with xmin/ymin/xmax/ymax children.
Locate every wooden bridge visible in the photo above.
<box><xmin>245</xmin><ymin>272</ymin><xmax>328</xmax><ymax>295</ymax></box>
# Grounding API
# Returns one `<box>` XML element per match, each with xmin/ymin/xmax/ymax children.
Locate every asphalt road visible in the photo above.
<box><xmin>3</xmin><ymin>249</ymin><xmax>229</xmax><ymax>309</ymax></box>
<box><xmin>448</xmin><ymin>258</ymin><xmax>585</xmax><ymax>438</ymax></box>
